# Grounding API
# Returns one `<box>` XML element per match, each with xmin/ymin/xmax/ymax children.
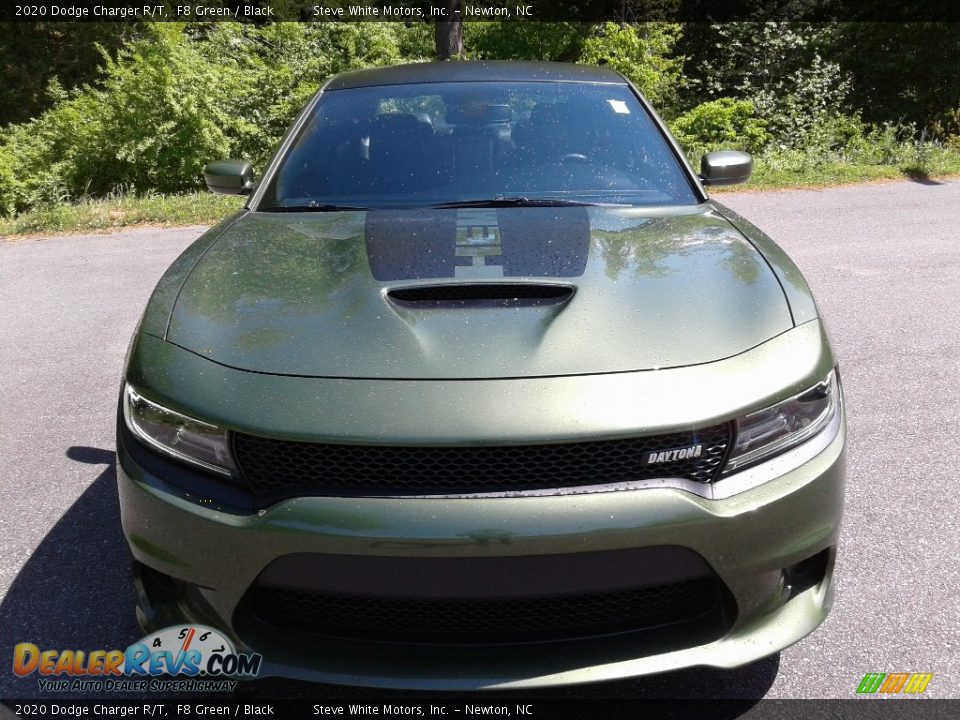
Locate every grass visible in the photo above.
<box><xmin>738</xmin><ymin>144</ymin><xmax>960</xmax><ymax>190</ymax></box>
<box><xmin>3</xmin><ymin>145</ymin><xmax>960</xmax><ymax>237</ymax></box>
<box><xmin>715</xmin><ymin>140</ymin><xmax>960</xmax><ymax>191</ymax></box>
<box><xmin>0</xmin><ymin>191</ymin><xmax>244</xmax><ymax>237</ymax></box>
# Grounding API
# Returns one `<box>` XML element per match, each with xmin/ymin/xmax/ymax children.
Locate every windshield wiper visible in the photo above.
<box><xmin>428</xmin><ymin>196</ymin><xmax>602</xmax><ymax>209</ymax></box>
<box><xmin>260</xmin><ymin>203</ymin><xmax>367</xmax><ymax>212</ymax></box>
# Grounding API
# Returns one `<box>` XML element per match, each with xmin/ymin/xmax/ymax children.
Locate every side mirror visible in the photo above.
<box><xmin>204</xmin><ymin>160</ymin><xmax>255</xmax><ymax>195</ymax></box>
<box><xmin>699</xmin><ymin>151</ymin><xmax>753</xmax><ymax>187</ymax></box>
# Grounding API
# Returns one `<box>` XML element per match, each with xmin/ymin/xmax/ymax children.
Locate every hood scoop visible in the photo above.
<box><xmin>386</xmin><ymin>283</ymin><xmax>574</xmax><ymax>308</ymax></box>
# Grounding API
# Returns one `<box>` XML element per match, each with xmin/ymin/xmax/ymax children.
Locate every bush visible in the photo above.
<box><xmin>679</xmin><ymin>23</ymin><xmax>851</xmax><ymax>149</ymax></box>
<box><xmin>0</xmin><ymin>142</ymin><xmax>18</xmax><ymax>217</ymax></box>
<box><xmin>0</xmin><ymin>23</ymin><xmax>423</xmax><ymax>217</ymax></box>
<box><xmin>195</xmin><ymin>22</ymin><xmax>416</xmax><ymax>166</ymax></box>
<box><xmin>0</xmin><ymin>25</ymin><xmax>235</xmax><ymax>213</ymax></box>
<box><xmin>578</xmin><ymin>23</ymin><xmax>683</xmax><ymax>111</ymax></box>
<box><xmin>0</xmin><ymin>84</ymin><xmax>80</xmax><ymax>213</ymax></box>
<box><xmin>794</xmin><ymin>116</ymin><xmax>919</xmax><ymax>167</ymax></box>
<box><xmin>465</xmin><ymin>22</ymin><xmax>585</xmax><ymax>62</ymax></box>
<box><xmin>669</xmin><ymin>98</ymin><xmax>771</xmax><ymax>159</ymax></box>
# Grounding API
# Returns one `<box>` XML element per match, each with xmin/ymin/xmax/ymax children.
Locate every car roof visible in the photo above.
<box><xmin>324</xmin><ymin>61</ymin><xmax>628</xmax><ymax>90</ymax></box>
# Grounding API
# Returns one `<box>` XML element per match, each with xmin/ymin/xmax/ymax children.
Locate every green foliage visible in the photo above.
<box><xmin>579</xmin><ymin>23</ymin><xmax>683</xmax><ymax>111</ymax></box>
<box><xmin>0</xmin><ymin>24</ymin><xmax>234</xmax><ymax>213</ymax></box>
<box><xmin>678</xmin><ymin>22</ymin><xmax>960</xmax><ymax>142</ymax></box>
<box><xmin>0</xmin><ymin>22</ymin><xmax>422</xmax><ymax>217</ymax></box>
<box><xmin>465</xmin><ymin>22</ymin><xmax>684</xmax><ymax>111</ymax></box>
<box><xmin>0</xmin><ymin>22</ymin><xmax>136</xmax><ymax>126</ymax></box>
<box><xmin>831</xmin><ymin>23</ymin><xmax>960</xmax><ymax>138</ymax></box>
<box><xmin>197</xmin><ymin>22</ymin><xmax>418</xmax><ymax>165</ymax></box>
<box><xmin>464</xmin><ymin>22</ymin><xmax>586</xmax><ymax>62</ymax></box>
<box><xmin>742</xmin><ymin>111</ymin><xmax>960</xmax><ymax>191</ymax></box>
<box><xmin>0</xmin><ymin>83</ymin><xmax>83</xmax><ymax>213</ymax></box>
<box><xmin>678</xmin><ymin>23</ymin><xmax>851</xmax><ymax>148</ymax></box>
<box><xmin>669</xmin><ymin>98</ymin><xmax>771</xmax><ymax>158</ymax></box>
<box><xmin>95</xmin><ymin>25</ymin><xmax>235</xmax><ymax>193</ymax></box>
<box><xmin>766</xmin><ymin>113</ymin><xmax>940</xmax><ymax>170</ymax></box>
<box><xmin>0</xmin><ymin>141</ymin><xmax>17</xmax><ymax>218</ymax></box>
<box><xmin>4</xmin><ymin>20</ymin><xmax>960</xmax><ymax>223</ymax></box>
<box><xmin>0</xmin><ymin>190</ymin><xmax>243</xmax><ymax>237</ymax></box>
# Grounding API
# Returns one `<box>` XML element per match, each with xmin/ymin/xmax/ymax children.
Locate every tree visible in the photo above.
<box><xmin>434</xmin><ymin>0</ymin><xmax>464</xmax><ymax>59</ymax></box>
<box><xmin>579</xmin><ymin>22</ymin><xmax>684</xmax><ymax>113</ymax></box>
<box><xmin>675</xmin><ymin>23</ymin><xmax>850</xmax><ymax>146</ymax></box>
<box><xmin>831</xmin><ymin>23</ymin><xmax>960</xmax><ymax>137</ymax></box>
<box><xmin>0</xmin><ymin>22</ymin><xmax>137</xmax><ymax>126</ymax></box>
<box><xmin>465</xmin><ymin>22</ymin><xmax>587</xmax><ymax>61</ymax></box>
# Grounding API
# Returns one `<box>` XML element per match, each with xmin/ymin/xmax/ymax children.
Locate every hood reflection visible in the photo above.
<box><xmin>165</xmin><ymin>205</ymin><xmax>793</xmax><ymax>379</ymax></box>
<box><xmin>365</xmin><ymin>207</ymin><xmax>591</xmax><ymax>281</ymax></box>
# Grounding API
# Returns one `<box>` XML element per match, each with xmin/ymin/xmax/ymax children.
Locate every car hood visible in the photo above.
<box><xmin>165</xmin><ymin>204</ymin><xmax>793</xmax><ymax>379</ymax></box>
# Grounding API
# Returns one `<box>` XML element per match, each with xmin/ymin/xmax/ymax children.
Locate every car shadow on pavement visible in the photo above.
<box><xmin>0</xmin><ymin>447</ymin><xmax>141</xmax><ymax>696</ymax></box>
<box><xmin>1</xmin><ymin>447</ymin><xmax>778</xmax><ymax>713</ymax></box>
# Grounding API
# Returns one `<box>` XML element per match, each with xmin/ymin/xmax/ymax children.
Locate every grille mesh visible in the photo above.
<box><xmin>232</xmin><ymin>424</ymin><xmax>731</xmax><ymax>497</ymax></box>
<box><xmin>249</xmin><ymin>578</ymin><xmax>720</xmax><ymax>643</ymax></box>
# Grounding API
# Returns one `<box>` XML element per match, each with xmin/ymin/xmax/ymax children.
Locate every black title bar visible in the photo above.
<box><xmin>4</xmin><ymin>0</ymin><xmax>960</xmax><ymax>22</ymax></box>
<box><xmin>3</xmin><ymin>699</ymin><xmax>960</xmax><ymax>720</ymax></box>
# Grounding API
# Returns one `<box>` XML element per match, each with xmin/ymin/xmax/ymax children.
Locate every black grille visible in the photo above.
<box><xmin>248</xmin><ymin>578</ymin><xmax>720</xmax><ymax>643</ymax></box>
<box><xmin>232</xmin><ymin>424</ymin><xmax>731</xmax><ymax>497</ymax></box>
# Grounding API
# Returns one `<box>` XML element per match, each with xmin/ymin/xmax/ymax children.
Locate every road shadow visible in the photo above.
<box><xmin>901</xmin><ymin>167</ymin><xmax>944</xmax><ymax>185</ymax></box>
<box><xmin>1</xmin><ymin>446</ymin><xmax>776</xmax><ymax>714</ymax></box>
<box><xmin>0</xmin><ymin>447</ymin><xmax>141</xmax><ymax>696</ymax></box>
<box><xmin>235</xmin><ymin>654</ymin><xmax>778</xmax><ymax>707</ymax></box>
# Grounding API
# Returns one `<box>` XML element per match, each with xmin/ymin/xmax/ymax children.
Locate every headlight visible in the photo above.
<box><xmin>723</xmin><ymin>370</ymin><xmax>840</xmax><ymax>473</ymax></box>
<box><xmin>123</xmin><ymin>384</ymin><xmax>237</xmax><ymax>476</ymax></box>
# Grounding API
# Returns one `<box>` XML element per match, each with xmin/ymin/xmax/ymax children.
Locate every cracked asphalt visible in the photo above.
<box><xmin>1</xmin><ymin>178</ymin><xmax>958</xmax><ymax>703</ymax></box>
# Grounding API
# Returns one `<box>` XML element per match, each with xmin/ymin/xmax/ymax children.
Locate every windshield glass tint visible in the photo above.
<box><xmin>259</xmin><ymin>81</ymin><xmax>698</xmax><ymax>209</ymax></box>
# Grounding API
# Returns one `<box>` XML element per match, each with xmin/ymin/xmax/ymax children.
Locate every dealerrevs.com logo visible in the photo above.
<box><xmin>12</xmin><ymin>625</ymin><xmax>262</xmax><ymax>692</ymax></box>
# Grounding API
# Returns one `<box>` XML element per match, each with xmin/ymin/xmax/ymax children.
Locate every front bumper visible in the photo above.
<box><xmin>118</xmin><ymin>319</ymin><xmax>845</xmax><ymax>689</ymax></box>
<box><xmin>117</xmin><ymin>411</ymin><xmax>844</xmax><ymax>690</ymax></box>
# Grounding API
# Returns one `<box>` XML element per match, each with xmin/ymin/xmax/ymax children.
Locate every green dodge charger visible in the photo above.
<box><xmin>117</xmin><ymin>61</ymin><xmax>845</xmax><ymax>689</ymax></box>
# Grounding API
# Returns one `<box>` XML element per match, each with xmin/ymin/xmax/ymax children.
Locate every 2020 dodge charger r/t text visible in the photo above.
<box><xmin>117</xmin><ymin>62</ymin><xmax>845</xmax><ymax>689</ymax></box>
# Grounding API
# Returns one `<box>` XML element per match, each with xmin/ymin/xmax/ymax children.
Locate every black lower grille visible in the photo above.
<box><xmin>231</xmin><ymin>424</ymin><xmax>731</xmax><ymax>497</ymax></box>
<box><xmin>248</xmin><ymin>578</ymin><xmax>721</xmax><ymax>643</ymax></box>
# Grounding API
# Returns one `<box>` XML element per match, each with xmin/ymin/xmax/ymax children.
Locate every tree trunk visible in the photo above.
<box><xmin>434</xmin><ymin>0</ymin><xmax>463</xmax><ymax>60</ymax></box>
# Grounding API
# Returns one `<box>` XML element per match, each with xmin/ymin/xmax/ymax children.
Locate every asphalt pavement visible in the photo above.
<box><xmin>1</xmin><ymin>179</ymin><xmax>959</xmax><ymax>701</ymax></box>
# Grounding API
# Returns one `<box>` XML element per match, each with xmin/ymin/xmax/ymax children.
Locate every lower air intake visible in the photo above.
<box><xmin>248</xmin><ymin>577</ymin><xmax>723</xmax><ymax>644</ymax></box>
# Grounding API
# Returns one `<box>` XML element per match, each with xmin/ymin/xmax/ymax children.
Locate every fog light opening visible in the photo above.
<box><xmin>784</xmin><ymin>548</ymin><xmax>831</xmax><ymax>597</ymax></box>
<box><xmin>134</xmin><ymin>560</ymin><xmax>179</xmax><ymax>594</ymax></box>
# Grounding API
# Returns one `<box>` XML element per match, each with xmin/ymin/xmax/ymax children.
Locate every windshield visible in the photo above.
<box><xmin>258</xmin><ymin>81</ymin><xmax>698</xmax><ymax>210</ymax></box>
